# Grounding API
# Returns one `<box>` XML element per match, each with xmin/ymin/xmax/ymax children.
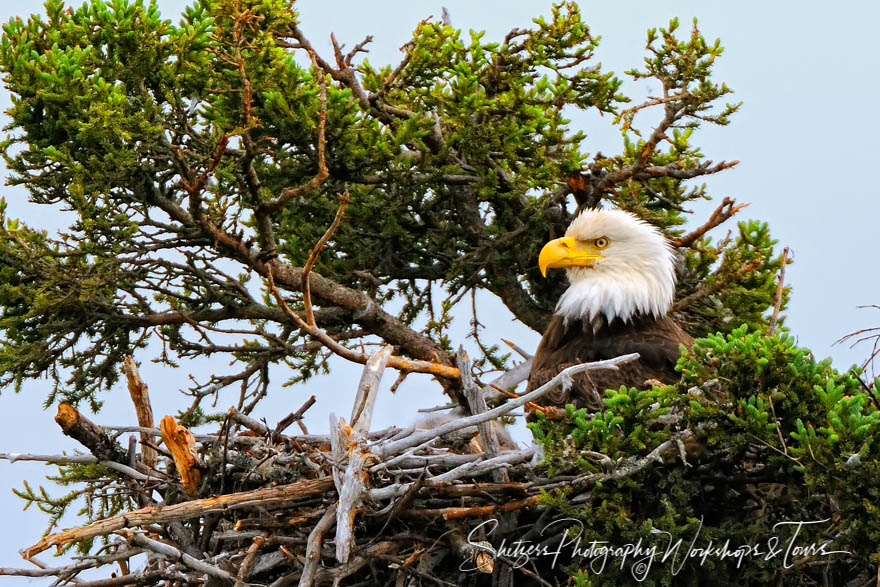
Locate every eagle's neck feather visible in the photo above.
<box><xmin>555</xmin><ymin>266</ymin><xmax>674</xmax><ymax>327</ymax></box>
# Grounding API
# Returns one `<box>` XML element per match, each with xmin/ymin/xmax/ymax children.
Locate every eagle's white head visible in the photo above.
<box><xmin>538</xmin><ymin>208</ymin><xmax>675</xmax><ymax>325</ymax></box>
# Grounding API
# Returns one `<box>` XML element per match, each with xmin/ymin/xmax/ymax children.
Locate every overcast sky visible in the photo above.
<box><xmin>2</xmin><ymin>0</ymin><xmax>879</xmax><ymax>581</ymax></box>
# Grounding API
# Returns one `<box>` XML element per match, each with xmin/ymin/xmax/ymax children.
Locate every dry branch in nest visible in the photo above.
<box><xmin>0</xmin><ymin>350</ymin><xmax>701</xmax><ymax>586</ymax></box>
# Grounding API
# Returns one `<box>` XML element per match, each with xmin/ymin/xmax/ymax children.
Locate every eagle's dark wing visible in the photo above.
<box><xmin>526</xmin><ymin>314</ymin><xmax>692</xmax><ymax>412</ymax></box>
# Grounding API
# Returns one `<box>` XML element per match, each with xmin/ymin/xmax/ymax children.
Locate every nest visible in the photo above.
<box><xmin>1</xmin><ymin>350</ymin><xmax>649</xmax><ymax>586</ymax></box>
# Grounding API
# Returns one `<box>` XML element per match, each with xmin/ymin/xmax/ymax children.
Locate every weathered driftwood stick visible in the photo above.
<box><xmin>370</xmin><ymin>448</ymin><xmax>536</xmax><ymax>501</ymax></box>
<box><xmin>73</xmin><ymin>569</ymin><xmax>189</xmax><ymax>586</ymax></box>
<box><xmin>349</xmin><ymin>345</ymin><xmax>393</xmax><ymax>434</ymax></box>
<box><xmin>329</xmin><ymin>413</ymin><xmax>351</xmax><ymax>490</ymax></box>
<box><xmin>334</xmin><ymin>441</ymin><xmax>370</xmax><ymax>565</ymax></box>
<box><xmin>377</xmin><ymin>353</ymin><xmax>640</xmax><ymax>458</ymax></box>
<box><xmin>329</xmin><ymin>412</ymin><xmax>368</xmax><ymax>565</ymax></box>
<box><xmin>55</xmin><ymin>403</ymin><xmax>127</xmax><ymax>463</ymax></box>
<box><xmin>333</xmin><ymin>346</ymin><xmax>393</xmax><ymax>564</ymax></box>
<box><xmin>129</xmin><ymin>533</ymin><xmax>238</xmax><ymax>583</ymax></box>
<box><xmin>428</xmin><ymin>449</ymin><xmax>534</xmax><ymax>484</ymax></box>
<box><xmin>457</xmin><ymin>347</ymin><xmax>508</xmax><ymax>483</ymax></box>
<box><xmin>160</xmin><ymin>416</ymin><xmax>202</xmax><ymax>498</ymax></box>
<box><xmin>416</xmin><ymin>403</ymin><xmax>457</xmax><ymax>413</ymax></box>
<box><xmin>123</xmin><ymin>356</ymin><xmax>157</xmax><ymax>469</ymax></box>
<box><xmin>368</xmin><ymin>437</ymin><xmax>442</xmax><ymax>473</ymax></box>
<box><xmin>0</xmin><ymin>453</ymin><xmax>152</xmax><ymax>482</ymax></box>
<box><xmin>23</xmin><ymin>474</ymin><xmax>334</xmax><ymax>559</ymax></box>
<box><xmin>0</xmin><ymin>547</ymin><xmax>146</xmax><ymax>578</ymax></box>
<box><xmin>458</xmin><ymin>350</ymin><xmax>515</xmax><ymax>587</ymax></box>
<box><xmin>299</xmin><ymin>503</ymin><xmax>337</xmax><ymax>587</ymax></box>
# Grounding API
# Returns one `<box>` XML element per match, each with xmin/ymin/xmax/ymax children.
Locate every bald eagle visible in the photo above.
<box><xmin>526</xmin><ymin>209</ymin><xmax>693</xmax><ymax>413</ymax></box>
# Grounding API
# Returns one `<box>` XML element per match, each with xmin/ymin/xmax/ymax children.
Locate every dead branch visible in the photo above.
<box><xmin>671</xmin><ymin>196</ymin><xmax>749</xmax><ymax>248</ymax></box>
<box><xmin>377</xmin><ymin>353</ymin><xmax>639</xmax><ymax>459</ymax></box>
<box><xmin>0</xmin><ymin>547</ymin><xmax>145</xmax><ymax>579</ymax></box>
<box><xmin>501</xmin><ymin>338</ymin><xmax>533</xmax><ymax>360</ymax></box>
<box><xmin>331</xmin><ymin>348</ymin><xmax>396</xmax><ymax>563</ymax></box>
<box><xmin>457</xmin><ymin>347</ymin><xmax>508</xmax><ymax>483</ymax></box>
<box><xmin>448</xmin><ymin>531</ymin><xmax>494</xmax><ymax>574</ymax></box>
<box><xmin>228</xmin><ymin>408</ymin><xmax>274</xmax><ymax>439</ymax></box>
<box><xmin>266</xmin><ymin>266</ymin><xmax>460</xmax><ymax>379</ymax></box>
<box><xmin>274</xmin><ymin>395</ymin><xmax>316</xmax><ymax>436</ymax></box>
<box><xmin>483</xmin><ymin>357</ymin><xmax>533</xmax><ymax>401</ymax></box>
<box><xmin>330</xmin><ymin>413</ymin><xmax>371</xmax><ymax>565</ymax></box>
<box><xmin>160</xmin><ymin>416</ymin><xmax>202</xmax><ymax>498</ymax></box>
<box><xmin>302</xmin><ymin>190</ymin><xmax>350</xmax><ymax>328</ymax></box>
<box><xmin>73</xmin><ymin>569</ymin><xmax>189</xmax><ymax>586</ymax></box>
<box><xmin>300</xmin><ymin>504</ymin><xmax>337</xmax><ymax>587</ymax></box>
<box><xmin>0</xmin><ymin>453</ymin><xmax>151</xmax><ymax>482</ymax></box>
<box><xmin>23</xmin><ymin>476</ymin><xmax>334</xmax><ymax>559</ymax></box>
<box><xmin>122</xmin><ymin>357</ymin><xmax>157</xmax><ymax>469</ymax></box>
<box><xmin>128</xmin><ymin>532</ymin><xmax>238</xmax><ymax>583</ymax></box>
<box><xmin>350</xmin><ymin>345</ymin><xmax>393</xmax><ymax>433</ymax></box>
<box><xmin>55</xmin><ymin>403</ymin><xmax>128</xmax><ymax>464</ymax></box>
<box><xmin>234</xmin><ymin>534</ymin><xmax>265</xmax><ymax>587</ymax></box>
<box><xmin>768</xmin><ymin>246</ymin><xmax>790</xmax><ymax>336</ymax></box>
<box><xmin>370</xmin><ymin>449</ymin><xmax>537</xmax><ymax>501</ymax></box>
<box><xmin>836</xmin><ymin>306</ymin><xmax>880</xmax><ymax>376</ymax></box>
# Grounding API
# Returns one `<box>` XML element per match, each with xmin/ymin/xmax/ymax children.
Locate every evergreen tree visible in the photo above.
<box><xmin>2</xmin><ymin>1</ymin><xmax>875</xmax><ymax>585</ymax></box>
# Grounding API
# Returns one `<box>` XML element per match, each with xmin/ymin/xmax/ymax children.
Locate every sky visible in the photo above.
<box><xmin>2</xmin><ymin>0</ymin><xmax>880</xmax><ymax>581</ymax></box>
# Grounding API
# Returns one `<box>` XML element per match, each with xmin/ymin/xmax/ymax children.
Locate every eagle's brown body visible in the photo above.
<box><xmin>527</xmin><ymin>313</ymin><xmax>693</xmax><ymax>411</ymax></box>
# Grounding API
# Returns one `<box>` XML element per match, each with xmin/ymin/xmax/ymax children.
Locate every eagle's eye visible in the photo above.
<box><xmin>594</xmin><ymin>237</ymin><xmax>609</xmax><ymax>249</ymax></box>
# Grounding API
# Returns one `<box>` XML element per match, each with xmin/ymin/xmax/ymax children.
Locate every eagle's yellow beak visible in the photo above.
<box><xmin>538</xmin><ymin>237</ymin><xmax>603</xmax><ymax>277</ymax></box>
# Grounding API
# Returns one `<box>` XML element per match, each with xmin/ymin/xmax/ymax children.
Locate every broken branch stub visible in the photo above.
<box><xmin>123</xmin><ymin>356</ymin><xmax>157</xmax><ymax>469</ymax></box>
<box><xmin>160</xmin><ymin>416</ymin><xmax>202</xmax><ymax>498</ymax></box>
<box><xmin>55</xmin><ymin>403</ymin><xmax>127</xmax><ymax>464</ymax></box>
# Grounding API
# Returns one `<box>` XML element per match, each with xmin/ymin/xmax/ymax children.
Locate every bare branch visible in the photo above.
<box><xmin>671</xmin><ymin>257</ymin><xmax>763</xmax><ymax>313</ymax></box>
<box><xmin>234</xmin><ymin>534</ymin><xmax>265</xmax><ymax>587</ymax></box>
<box><xmin>129</xmin><ymin>532</ymin><xmax>238</xmax><ymax>583</ymax></box>
<box><xmin>123</xmin><ymin>357</ymin><xmax>156</xmax><ymax>469</ymax></box>
<box><xmin>671</xmin><ymin>196</ymin><xmax>749</xmax><ymax>248</ymax></box>
<box><xmin>457</xmin><ymin>348</ymin><xmax>508</xmax><ymax>483</ymax></box>
<box><xmin>54</xmin><ymin>403</ymin><xmax>127</xmax><ymax>464</ymax></box>
<box><xmin>350</xmin><ymin>345</ymin><xmax>394</xmax><ymax>433</ymax></box>
<box><xmin>0</xmin><ymin>547</ymin><xmax>146</xmax><ymax>579</ymax></box>
<box><xmin>300</xmin><ymin>504</ymin><xmax>337</xmax><ymax>587</ymax></box>
<box><xmin>768</xmin><ymin>246</ymin><xmax>790</xmax><ymax>336</ymax></box>
<box><xmin>23</xmin><ymin>477</ymin><xmax>335</xmax><ymax>559</ymax></box>
<box><xmin>0</xmin><ymin>452</ymin><xmax>152</xmax><ymax>482</ymax></box>
<box><xmin>376</xmin><ymin>353</ymin><xmax>639</xmax><ymax>458</ymax></box>
<box><xmin>303</xmin><ymin>191</ymin><xmax>350</xmax><ymax>328</ymax></box>
<box><xmin>266</xmin><ymin>266</ymin><xmax>460</xmax><ymax>379</ymax></box>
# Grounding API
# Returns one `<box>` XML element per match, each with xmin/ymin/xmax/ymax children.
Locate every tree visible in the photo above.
<box><xmin>4</xmin><ymin>0</ymin><xmax>875</xmax><ymax>585</ymax></box>
<box><xmin>0</xmin><ymin>0</ymin><xmax>777</xmax><ymax>413</ymax></box>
